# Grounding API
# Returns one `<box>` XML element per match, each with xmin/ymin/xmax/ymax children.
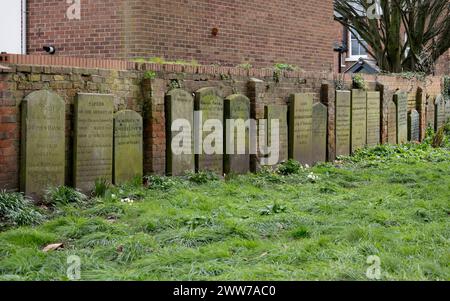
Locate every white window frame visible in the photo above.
<box><xmin>346</xmin><ymin>30</ymin><xmax>368</xmax><ymax>61</ymax></box>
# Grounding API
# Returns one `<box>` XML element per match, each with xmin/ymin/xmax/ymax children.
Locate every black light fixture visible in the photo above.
<box><xmin>43</xmin><ymin>46</ymin><xmax>56</xmax><ymax>55</ymax></box>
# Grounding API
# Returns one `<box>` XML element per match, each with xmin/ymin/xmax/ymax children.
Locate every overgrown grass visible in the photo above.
<box><xmin>0</xmin><ymin>142</ymin><xmax>449</xmax><ymax>281</ymax></box>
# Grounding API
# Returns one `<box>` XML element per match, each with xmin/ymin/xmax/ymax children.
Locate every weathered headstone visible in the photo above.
<box><xmin>265</xmin><ymin>104</ymin><xmax>288</xmax><ymax>164</ymax></box>
<box><xmin>435</xmin><ymin>95</ymin><xmax>446</xmax><ymax>131</ymax></box>
<box><xmin>351</xmin><ymin>89</ymin><xmax>367</xmax><ymax>153</ymax></box>
<box><xmin>289</xmin><ymin>93</ymin><xmax>313</xmax><ymax>165</ymax></box>
<box><xmin>165</xmin><ymin>89</ymin><xmax>194</xmax><ymax>176</ymax></box>
<box><xmin>20</xmin><ymin>90</ymin><xmax>65</xmax><ymax>198</ymax></box>
<box><xmin>387</xmin><ymin>101</ymin><xmax>397</xmax><ymax>144</ymax></box>
<box><xmin>335</xmin><ymin>90</ymin><xmax>351</xmax><ymax>157</ymax></box>
<box><xmin>224</xmin><ymin>94</ymin><xmax>251</xmax><ymax>174</ymax></box>
<box><xmin>394</xmin><ymin>92</ymin><xmax>408</xmax><ymax>144</ymax></box>
<box><xmin>445</xmin><ymin>99</ymin><xmax>450</xmax><ymax>123</ymax></box>
<box><xmin>74</xmin><ymin>93</ymin><xmax>114</xmax><ymax>193</ymax></box>
<box><xmin>425</xmin><ymin>97</ymin><xmax>435</xmax><ymax>130</ymax></box>
<box><xmin>113</xmin><ymin>110</ymin><xmax>143</xmax><ymax>185</ymax></box>
<box><xmin>194</xmin><ymin>87</ymin><xmax>224</xmax><ymax>174</ymax></box>
<box><xmin>408</xmin><ymin>109</ymin><xmax>420</xmax><ymax>142</ymax></box>
<box><xmin>312</xmin><ymin>102</ymin><xmax>327</xmax><ymax>164</ymax></box>
<box><xmin>366</xmin><ymin>91</ymin><xmax>381</xmax><ymax>147</ymax></box>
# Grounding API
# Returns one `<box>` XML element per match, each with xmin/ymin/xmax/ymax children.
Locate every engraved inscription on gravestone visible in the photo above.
<box><xmin>266</xmin><ymin>105</ymin><xmax>288</xmax><ymax>164</ymax></box>
<box><xmin>74</xmin><ymin>93</ymin><xmax>114</xmax><ymax>193</ymax></box>
<box><xmin>166</xmin><ymin>89</ymin><xmax>194</xmax><ymax>176</ymax></box>
<box><xmin>394</xmin><ymin>92</ymin><xmax>408</xmax><ymax>144</ymax></box>
<box><xmin>195</xmin><ymin>87</ymin><xmax>224</xmax><ymax>174</ymax></box>
<box><xmin>408</xmin><ymin>109</ymin><xmax>420</xmax><ymax>142</ymax></box>
<box><xmin>435</xmin><ymin>95</ymin><xmax>446</xmax><ymax>130</ymax></box>
<box><xmin>425</xmin><ymin>98</ymin><xmax>435</xmax><ymax>130</ymax></box>
<box><xmin>114</xmin><ymin>110</ymin><xmax>143</xmax><ymax>185</ymax></box>
<box><xmin>351</xmin><ymin>89</ymin><xmax>367</xmax><ymax>153</ymax></box>
<box><xmin>387</xmin><ymin>100</ymin><xmax>397</xmax><ymax>144</ymax></box>
<box><xmin>312</xmin><ymin>102</ymin><xmax>327</xmax><ymax>164</ymax></box>
<box><xmin>335</xmin><ymin>91</ymin><xmax>351</xmax><ymax>157</ymax></box>
<box><xmin>20</xmin><ymin>90</ymin><xmax>65</xmax><ymax>198</ymax></box>
<box><xmin>289</xmin><ymin>94</ymin><xmax>313</xmax><ymax>165</ymax></box>
<box><xmin>224</xmin><ymin>94</ymin><xmax>251</xmax><ymax>174</ymax></box>
<box><xmin>366</xmin><ymin>91</ymin><xmax>381</xmax><ymax>147</ymax></box>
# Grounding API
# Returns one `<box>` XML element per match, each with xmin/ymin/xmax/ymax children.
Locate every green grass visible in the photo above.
<box><xmin>0</xmin><ymin>143</ymin><xmax>449</xmax><ymax>281</ymax></box>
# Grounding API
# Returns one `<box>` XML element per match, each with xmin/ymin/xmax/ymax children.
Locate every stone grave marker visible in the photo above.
<box><xmin>435</xmin><ymin>95</ymin><xmax>446</xmax><ymax>130</ymax></box>
<box><xmin>165</xmin><ymin>89</ymin><xmax>194</xmax><ymax>176</ymax></box>
<box><xmin>312</xmin><ymin>102</ymin><xmax>327</xmax><ymax>164</ymax></box>
<box><xmin>20</xmin><ymin>90</ymin><xmax>65</xmax><ymax>198</ymax></box>
<box><xmin>387</xmin><ymin>100</ymin><xmax>397</xmax><ymax>144</ymax></box>
<box><xmin>394</xmin><ymin>92</ymin><xmax>408</xmax><ymax>144</ymax></box>
<box><xmin>265</xmin><ymin>104</ymin><xmax>288</xmax><ymax>165</ymax></box>
<box><xmin>289</xmin><ymin>93</ymin><xmax>313</xmax><ymax>165</ymax></box>
<box><xmin>224</xmin><ymin>94</ymin><xmax>251</xmax><ymax>174</ymax></box>
<box><xmin>366</xmin><ymin>91</ymin><xmax>381</xmax><ymax>147</ymax></box>
<box><xmin>351</xmin><ymin>89</ymin><xmax>367</xmax><ymax>153</ymax></box>
<box><xmin>408</xmin><ymin>109</ymin><xmax>420</xmax><ymax>142</ymax></box>
<box><xmin>194</xmin><ymin>87</ymin><xmax>224</xmax><ymax>174</ymax></box>
<box><xmin>114</xmin><ymin>110</ymin><xmax>143</xmax><ymax>185</ymax></box>
<box><xmin>335</xmin><ymin>90</ymin><xmax>351</xmax><ymax>157</ymax></box>
<box><xmin>425</xmin><ymin>97</ymin><xmax>435</xmax><ymax>130</ymax></box>
<box><xmin>74</xmin><ymin>93</ymin><xmax>114</xmax><ymax>193</ymax></box>
<box><xmin>445</xmin><ymin>99</ymin><xmax>450</xmax><ymax>123</ymax></box>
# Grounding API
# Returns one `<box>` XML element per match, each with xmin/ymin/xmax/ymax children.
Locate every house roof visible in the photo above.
<box><xmin>345</xmin><ymin>58</ymin><xmax>380</xmax><ymax>74</ymax></box>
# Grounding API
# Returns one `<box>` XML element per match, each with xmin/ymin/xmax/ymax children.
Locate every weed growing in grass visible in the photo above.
<box><xmin>277</xmin><ymin>159</ymin><xmax>303</xmax><ymax>175</ymax></box>
<box><xmin>0</xmin><ymin>191</ymin><xmax>44</xmax><ymax>229</ymax></box>
<box><xmin>93</xmin><ymin>179</ymin><xmax>111</xmax><ymax>198</ymax></box>
<box><xmin>144</xmin><ymin>175</ymin><xmax>180</xmax><ymax>190</ymax></box>
<box><xmin>44</xmin><ymin>186</ymin><xmax>87</xmax><ymax>206</ymax></box>
<box><xmin>186</xmin><ymin>171</ymin><xmax>219</xmax><ymax>185</ymax></box>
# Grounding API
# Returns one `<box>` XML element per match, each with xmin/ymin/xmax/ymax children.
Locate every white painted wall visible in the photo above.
<box><xmin>0</xmin><ymin>0</ymin><xmax>26</xmax><ymax>54</ymax></box>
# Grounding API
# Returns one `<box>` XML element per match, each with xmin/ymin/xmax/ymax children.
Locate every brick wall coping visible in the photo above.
<box><xmin>0</xmin><ymin>53</ymin><xmax>332</xmax><ymax>80</ymax></box>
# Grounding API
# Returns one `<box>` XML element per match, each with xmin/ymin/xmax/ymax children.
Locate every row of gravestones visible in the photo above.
<box><xmin>17</xmin><ymin>88</ymin><xmax>450</xmax><ymax>198</ymax></box>
<box><xmin>166</xmin><ymin>88</ymin><xmax>329</xmax><ymax>176</ymax></box>
<box><xmin>21</xmin><ymin>90</ymin><xmax>143</xmax><ymax>198</ymax></box>
<box><xmin>335</xmin><ymin>90</ymin><xmax>383</xmax><ymax>156</ymax></box>
<box><xmin>430</xmin><ymin>94</ymin><xmax>450</xmax><ymax>131</ymax></box>
<box><xmin>335</xmin><ymin>90</ymin><xmax>450</xmax><ymax>158</ymax></box>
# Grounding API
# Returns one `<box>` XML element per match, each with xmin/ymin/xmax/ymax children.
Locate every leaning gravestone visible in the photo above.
<box><xmin>387</xmin><ymin>100</ymin><xmax>397</xmax><ymax>144</ymax></box>
<box><xmin>394</xmin><ymin>92</ymin><xmax>408</xmax><ymax>144</ymax></box>
<box><xmin>312</xmin><ymin>102</ymin><xmax>327</xmax><ymax>164</ymax></box>
<box><xmin>366</xmin><ymin>91</ymin><xmax>381</xmax><ymax>147</ymax></box>
<box><xmin>166</xmin><ymin>89</ymin><xmax>194</xmax><ymax>176</ymax></box>
<box><xmin>335</xmin><ymin>90</ymin><xmax>351</xmax><ymax>157</ymax></box>
<box><xmin>74</xmin><ymin>93</ymin><xmax>114</xmax><ymax>193</ymax></box>
<box><xmin>435</xmin><ymin>95</ymin><xmax>446</xmax><ymax>131</ymax></box>
<box><xmin>351</xmin><ymin>89</ymin><xmax>367</xmax><ymax>153</ymax></box>
<box><xmin>408</xmin><ymin>109</ymin><xmax>420</xmax><ymax>142</ymax></box>
<box><xmin>289</xmin><ymin>93</ymin><xmax>313</xmax><ymax>165</ymax></box>
<box><xmin>224</xmin><ymin>94</ymin><xmax>251</xmax><ymax>174</ymax></box>
<box><xmin>194</xmin><ymin>87</ymin><xmax>224</xmax><ymax>174</ymax></box>
<box><xmin>265</xmin><ymin>105</ymin><xmax>288</xmax><ymax>165</ymax></box>
<box><xmin>114</xmin><ymin>110</ymin><xmax>143</xmax><ymax>185</ymax></box>
<box><xmin>20</xmin><ymin>90</ymin><xmax>65</xmax><ymax>198</ymax></box>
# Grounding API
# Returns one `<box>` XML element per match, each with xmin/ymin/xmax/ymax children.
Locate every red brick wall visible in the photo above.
<box><xmin>27</xmin><ymin>0</ymin><xmax>127</xmax><ymax>58</ymax></box>
<box><xmin>26</xmin><ymin>0</ymin><xmax>335</xmax><ymax>72</ymax></box>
